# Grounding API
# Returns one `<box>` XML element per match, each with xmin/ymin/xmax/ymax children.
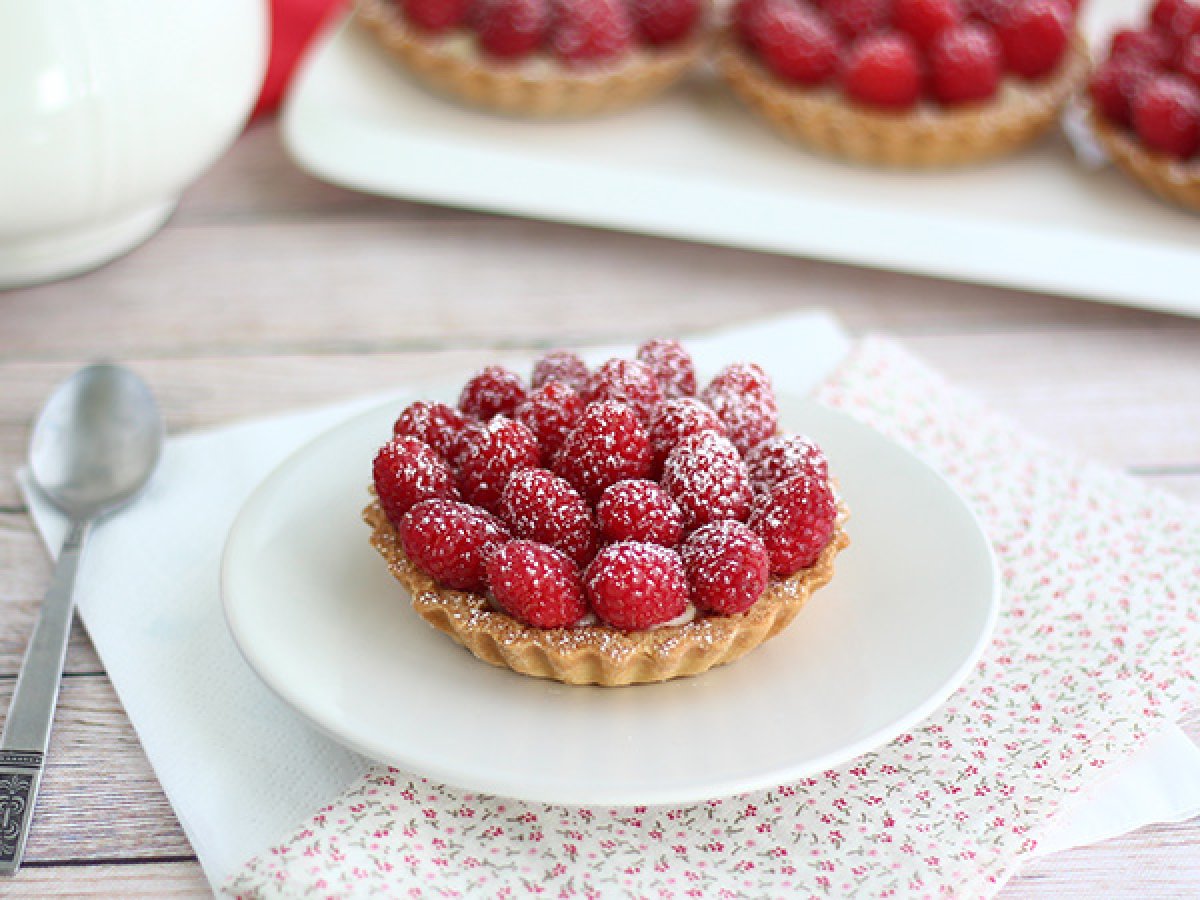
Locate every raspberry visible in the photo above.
<box><xmin>402</xmin><ymin>0</ymin><xmax>470</xmax><ymax>32</ymax></box>
<box><xmin>500</xmin><ymin>468</ymin><xmax>600</xmax><ymax>567</ymax></box>
<box><xmin>636</xmin><ymin>338</ymin><xmax>697</xmax><ymax>399</ymax></box>
<box><xmin>993</xmin><ymin>0</ymin><xmax>1070</xmax><ymax>80</ymax></box>
<box><xmin>553</xmin><ymin>401</ymin><xmax>653</xmax><ymax>502</ymax></box>
<box><xmin>475</xmin><ymin>0</ymin><xmax>551</xmax><ymax>59</ymax></box>
<box><xmin>1109</xmin><ymin>28</ymin><xmax>1173</xmax><ymax>68</ymax></box>
<box><xmin>963</xmin><ymin>0</ymin><xmax>1014</xmax><ymax>26</ymax></box>
<box><xmin>1180</xmin><ymin>35</ymin><xmax>1200</xmax><ymax>91</ymax></box>
<box><xmin>1133</xmin><ymin>74</ymin><xmax>1200</xmax><ymax>159</ymax></box>
<box><xmin>448</xmin><ymin>420</ymin><xmax>488</xmax><ymax>468</ymax></box>
<box><xmin>455</xmin><ymin>416</ymin><xmax>541</xmax><ymax>513</ymax></box>
<box><xmin>550</xmin><ymin>0</ymin><xmax>634</xmax><ymax>65</ymax></box>
<box><xmin>631</xmin><ymin>0</ymin><xmax>701</xmax><ymax>46</ymax></box>
<box><xmin>749</xmin><ymin>472</ymin><xmax>837</xmax><ymax>575</ymax></box>
<box><xmin>681</xmin><ymin>521</ymin><xmax>771</xmax><ymax>615</ymax></box>
<box><xmin>459</xmin><ymin>366</ymin><xmax>528</xmax><ymax>421</ymax></box>
<box><xmin>700</xmin><ymin>362</ymin><xmax>779</xmax><ymax>455</ymax></box>
<box><xmin>817</xmin><ymin>0</ymin><xmax>893</xmax><ymax>41</ymax></box>
<box><xmin>928</xmin><ymin>22</ymin><xmax>1002</xmax><ymax>105</ymax></box>
<box><xmin>373</xmin><ymin>436</ymin><xmax>462</xmax><ymax>525</ymax></box>
<box><xmin>647</xmin><ymin>397</ymin><xmax>728</xmax><ymax>475</ymax></box>
<box><xmin>841</xmin><ymin>31</ymin><xmax>923</xmax><ymax>110</ymax></box>
<box><xmin>584</xmin><ymin>542</ymin><xmax>690</xmax><ymax>630</ymax></box>
<box><xmin>596</xmin><ymin>479</ymin><xmax>686</xmax><ymax>547</ymax></box>
<box><xmin>392</xmin><ymin>401</ymin><xmax>470</xmax><ymax>462</ymax></box>
<box><xmin>744</xmin><ymin>433</ymin><xmax>829</xmax><ymax>493</ymax></box>
<box><xmin>661</xmin><ymin>432</ymin><xmax>754</xmax><ymax>531</ymax></box>
<box><xmin>742</xmin><ymin>0</ymin><xmax>843</xmax><ymax>86</ymax></box>
<box><xmin>581</xmin><ymin>358</ymin><xmax>664</xmax><ymax>423</ymax></box>
<box><xmin>486</xmin><ymin>540</ymin><xmax>588</xmax><ymax>628</ymax></box>
<box><xmin>1089</xmin><ymin>56</ymin><xmax>1155</xmax><ymax>127</ymax></box>
<box><xmin>514</xmin><ymin>381</ymin><xmax>584</xmax><ymax>461</ymax></box>
<box><xmin>1151</xmin><ymin>0</ymin><xmax>1200</xmax><ymax>40</ymax></box>
<box><xmin>893</xmin><ymin>0</ymin><xmax>964</xmax><ymax>49</ymax></box>
<box><xmin>532</xmin><ymin>349</ymin><xmax>589</xmax><ymax>392</ymax></box>
<box><xmin>399</xmin><ymin>499</ymin><xmax>511</xmax><ymax>592</ymax></box>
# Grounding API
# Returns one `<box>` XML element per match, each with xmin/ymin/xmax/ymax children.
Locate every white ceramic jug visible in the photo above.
<box><xmin>0</xmin><ymin>1</ymin><xmax>269</xmax><ymax>288</ymax></box>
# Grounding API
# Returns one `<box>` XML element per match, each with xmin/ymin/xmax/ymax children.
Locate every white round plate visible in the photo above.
<box><xmin>222</xmin><ymin>395</ymin><xmax>998</xmax><ymax>806</ymax></box>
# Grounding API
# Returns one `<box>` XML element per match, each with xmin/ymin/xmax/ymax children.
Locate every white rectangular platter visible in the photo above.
<box><xmin>283</xmin><ymin>0</ymin><xmax>1200</xmax><ymax>317</ymax></box>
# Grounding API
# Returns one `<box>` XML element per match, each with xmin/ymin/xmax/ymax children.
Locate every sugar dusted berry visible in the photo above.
<box><xmin>700</xmin><ymin>362</ymin><xmax>779</xmax><ymax>455</ymax></box>
<box><xmin>393</xmin><ymin>400</ymin><xmax>470</xmax><ymax>462</ymax></box>
<box><xmin>661</xmin><ymin>432</ymin><xmax>754</xmax><ymax>530</ymax></box>
<box><xmin>374</xmin><ymin>436</ymin><xmax>462</xmax><ymax>525</ymax></box>
<box><xmin>962</xmin><ymin>0</ymin><xmax>1012</xmax><ymax>25</ymax></box>
<box><xmin>1133</xmin><ymin>74</ymin><xmax>1200</xmax><ymax>159</ymax></box>
<box><xmin>1089</xmin><ymin>56</ymin><xmax>1155</xmax><ymax>127</ymax></box>
<box><xmin>402</xmin><ymin>0</ymin><xmax>470</xmax><ymax>32</ymax></box>
<box><xmin>487</xmin><ymin>540</ymin><xmax>588</xmax><ymax>628</ymax></box>
<box><xmin>818</xmin><ymin>0</ymin><xmax>893</xmax><ymax>41</ymax></box>
<box><xmin>1109</xmin><ymin>28</ymin><xmax>1173</xmax><ymax>68</ymax></box>
<box><xmin>841</xmin><ymin>31</ymin><xmax>923</xmax><ymax>110</ymax></box>
<box><xmin>681</xmin><ymin>520</ymin><xmax>770</xmax><ymax>615</ymax></box>
<box><xmin>514</xmin><ymin>380</ymin><xmax>584</xmax><ymax>460</ymax></box>
<box><xmin>596</xmin><ymin>479</ymin><xmax>686</xmax><ymax>547</ymax></box>
<box><xmin>585</xmin><ymin>542</ymin><xmax>690</xmax><ymax>630</ymax></box>
<box><xmin>581</xmin><ymin>358</ymin><xmax>664</xmax><ymax>423</ymax></box>
<box><xmin>928</xmin><ymin>22</ymin><xmax>1003</xmax><ymax>105</ymax></box>
<box><xmin>636</xmin><ymin>337</ymin><xmax>697</xmax><ymax>399</ymax></box>
<box><xmin>743</xmin><ymin>0</ymin><xmax>843</xmax><ymax>86</ymax></box>
<box><xmin>550</xmin><ymin>0</ymin><xmax>635</xmax><ymax>65</ymax></box>
<box><xmin>459</xmin><ymin>365</ymin><xmax>528</xmax><ymax>420</ymax></box>
<box><xmin>750</xmin><ymin>471</ymin><xmax>838</xmax><ymax>574</ymax></box>
<box><xmin>532</xmin><ymin>349</ymin><xmax>589</xmax><ymax>391</ymax></box>
<box><xmin>399</xmin><ymin>499</ymin><xmax>511</xmax><ymax>592</ymax></box>
<box><xmin>744</xmin><ymin>433</ymin><xmax>829</xmax><ymax>493</ymax></box>
<box><xmin>647</xmin><ymin>397</ymin><xmax>728</xmax><ymax>475</ymax></box>
<box><xmin>1181</xmin><ymin>36</ymin><xmax>1200</xmax><ymax>91</ymax></box>
<box><xmin>894</xmin><ymin>0</ymin><xmax>964</xmax><ymax>49</ymax></box>
<box><xmin>500</xmin><ymin>468</ymin><xmax>600</xmax><ymax>567</ymax></box>
<box><xmin>993</xmin><ymin>0</ymin><xmax>1070</xmax><ymax>80</ymax></box>
<box><xmin>553</xmin><ymin>400</ymin><xmax>653</xmax><ymax>502</ymax></box>
<box><xmin>476</xmin><ymin>0</ymin><xmax>551</xmax><ymax>59</ymax></box>
<box><xmin>1151</xmin><ymin>0</ymin><xmax>1200</xmax><ymax>39</ymax></box>
<box><xmin>455</xmin><ymin>415</ymin><xmax>541</xmax><ymax>513</ymax></box>
<box><xmin>631</xmin><ymin>0</ymin><xmax>701</xmax><ymax>46</ymax></box>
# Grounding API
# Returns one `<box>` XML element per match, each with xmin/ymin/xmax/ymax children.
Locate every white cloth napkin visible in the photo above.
<box><xmin>15</xmin><ymin>312</ymin><xmax>1200</xmax><ymax>889</ymax></box>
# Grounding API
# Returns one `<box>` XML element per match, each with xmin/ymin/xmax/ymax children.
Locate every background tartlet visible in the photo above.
<box><xmin>1086</xmin><ymin>0</ymin><xmax>1200</xmax><ymax>211</ymax></box>
<box><xmin>718</xmin><ymin>0</ymin><xmax>1089</xmax><ymax>168</ymax></box>
<box><xmin>356</xmin><ymin>0</ymin><xmax>706</xmax><ymax>117</ymax></box>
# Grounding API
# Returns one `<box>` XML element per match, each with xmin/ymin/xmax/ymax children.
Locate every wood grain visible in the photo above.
<box><xmin>0</xmin><ymin>676</ymin><xmax>195</xmax><ymax>863</ymax></box>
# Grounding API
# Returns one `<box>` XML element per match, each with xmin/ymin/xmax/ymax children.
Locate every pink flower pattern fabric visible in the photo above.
<box><xmin>225</xmin><ymin>338</ymin><xmax>1200</xmax><ymax>899</ymax></box>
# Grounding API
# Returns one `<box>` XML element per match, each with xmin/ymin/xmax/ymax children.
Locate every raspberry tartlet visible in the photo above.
<box><xmin>1087</xmin><ymin>0</ymin><xmax>1200</xmax><ymax>211</ymax></box>
<box><xmin>356</xmin><ymin>0</ymin><xmax>706</xmax><ymax>118</ymax></box>
<box><xmin>365</xmin><ymin>341</ymin><xmax>849</xmax><ymax>686</ymax></box>
<box><xmin>717</xmin><ymin>0</ymin><xmax>1090</xmax><ymax>167</ymax></box>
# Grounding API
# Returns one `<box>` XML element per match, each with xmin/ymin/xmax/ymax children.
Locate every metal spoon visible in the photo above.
<box><xmin>0</xmin><ymin>364</ymin><xmax>163</xmax><ymax>875</ymax></box>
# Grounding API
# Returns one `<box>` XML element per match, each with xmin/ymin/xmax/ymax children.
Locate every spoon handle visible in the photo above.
<box><xmin>0</xmin><ymin>518</ymin><xmax>90</xmax><ymax>875</ymax></box>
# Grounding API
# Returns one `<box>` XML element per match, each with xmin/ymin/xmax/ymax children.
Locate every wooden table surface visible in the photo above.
<box><xmin>1</xmin><ymin>122</ymin><xmax>1198</xmax><ymax>897</ymax></box>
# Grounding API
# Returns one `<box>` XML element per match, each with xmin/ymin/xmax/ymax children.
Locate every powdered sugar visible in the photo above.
<box><xmin>744</xmin><ymin>433</ymin><xmax>829</xmax><ymax>493</ymax></box>
<box><xmin>459</xmin><ymin>365</ymin><xmax>528</xmax><ymax>420</ymax></box>
<box><xmin>636</xmin><ymin>337</ymin><xmax>697</xmax><ymax>399</ymax></box>
<box><xmin>660</xmin><ymin>431</ymin><xmax>754</xmax><ymax>530</ymax></box>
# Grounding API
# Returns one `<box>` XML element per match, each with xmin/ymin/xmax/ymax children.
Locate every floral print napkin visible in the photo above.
<box><xmin>226</xmin><ymin>337</ymin><xmax>1199</xmax><ymax>898</ymax></box>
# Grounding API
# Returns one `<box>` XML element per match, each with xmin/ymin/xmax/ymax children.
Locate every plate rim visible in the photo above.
<box><xmin>221</xmin><ymin>396</ymin><xmax>1000</xmax><ymax>806</ymax></box>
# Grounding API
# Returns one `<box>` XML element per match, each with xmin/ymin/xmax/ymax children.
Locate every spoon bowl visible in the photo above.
<box><xmin>29</xmin><ymin>364</ymin><xmax>163</xmax><ymax>518</ymax></box>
